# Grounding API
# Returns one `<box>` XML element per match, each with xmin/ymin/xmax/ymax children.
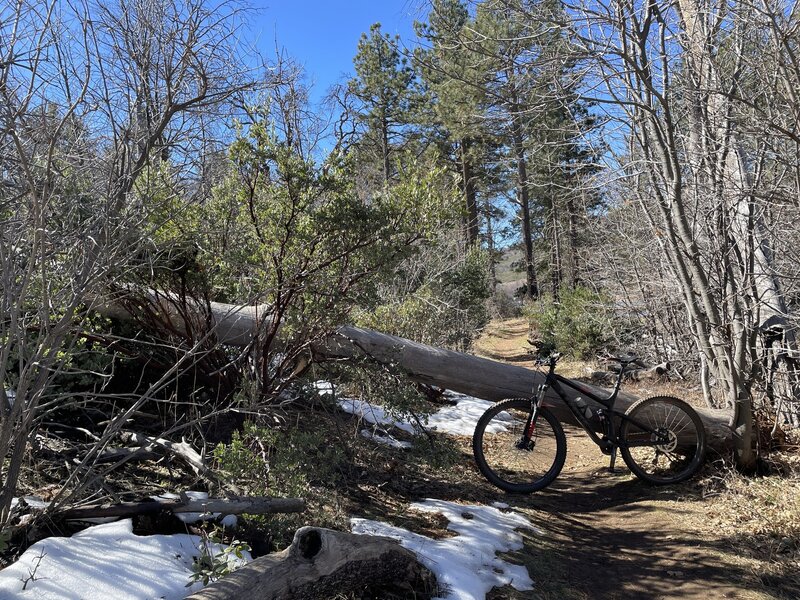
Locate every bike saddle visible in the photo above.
<box><xmin>606</xmin><ymin>353</ymin><xmax>642</xmax><ymax>366</ymax></box>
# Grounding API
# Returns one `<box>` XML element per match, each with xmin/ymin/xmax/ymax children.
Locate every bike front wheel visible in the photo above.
<box><xmin>472</xmin><ymin>399</ymin><xmax>567</xmax><ymax>493</ymax></box>
<box><xmin>619</xmin><ymin>396</ymin><xmax>706</xmax><ymax>485</ymax></box>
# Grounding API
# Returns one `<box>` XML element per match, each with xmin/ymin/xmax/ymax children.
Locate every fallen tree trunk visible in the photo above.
<box><xmin>58</xmin><ymin>496</ymin><xmax>306</xmax><ymax>520</ymax></box>
<box><xmin>319</xmin><ymin>326</ymin><xmax>731</xmax><ymax>450</ymax></box>
<box><xmin>99</xmin><ymin>297</ymin><xmax>733</xmax><ymax>451</ymax></box>
<box><xmin>590</xmin><ymin>362</ymin><xmax>671</xmax><ymax>383</ymax></box>
<box><xmin>186</xmin><ymin>526</ymin><xmax>437</xmax><ymax>600</ymax></box>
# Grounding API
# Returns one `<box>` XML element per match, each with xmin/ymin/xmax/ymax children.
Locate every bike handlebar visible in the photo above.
<box><xmin>534</xmin><ymin>352</ymin><xmax>562</xmax><ymax>368</ymax></box>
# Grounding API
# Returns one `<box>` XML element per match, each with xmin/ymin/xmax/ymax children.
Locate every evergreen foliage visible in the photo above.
<box><xmin>348</xmin><ymin>23</ymin><xmax>423</xmax><ymax>183</ymax></box>
<box><xmin>523</xmin><ymin>286</ymin><xmax>617</xmax><ymax>359</ymax></box>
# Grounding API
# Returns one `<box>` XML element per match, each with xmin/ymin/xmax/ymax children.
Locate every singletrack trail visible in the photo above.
<box><xmin>471</xmin><ymin>319</ymin><xmax>779</xmax><ymax>600</ymax></box>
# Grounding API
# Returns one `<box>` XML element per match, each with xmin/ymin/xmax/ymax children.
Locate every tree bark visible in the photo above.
<box><xmin>460</xmin><ymin>138</ymin><xmax>480</xmax><ymax>246</ymax></box>
<box><xmin>485</xmin><ymin>202</ymin><xmax>498</xmax><ymax>294</ymax></box>
<box><xmin>549</xmin><ymin>201</ymin><xmax>563</xmax><ymax>300</ymax></box>
<box><xmin>566</xmin><ymin>193</ymin><xmax>580</xmax><ymax>288</ymax></box>
<box><xmin>511</xmin><ymin>113</ymin><xmax>538</xmax><ymax>300</ymax></box>
<box><xmin>58</xmin><ymin>497</ymin><xmax>306</xmax><ymax>520</ymax></box>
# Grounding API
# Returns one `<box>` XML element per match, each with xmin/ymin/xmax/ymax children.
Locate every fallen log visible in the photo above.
<box><xmin>590</xmin><ymin>362</ymin><xmax>671</xmax><ymax>383</ymax></box>
<box><xmin>99</xmin><ymin>296</ymin><xmax>733</xmax><ymax>451</ymax></box>
<box><xmin>58</xmin><ymin>496</ymin><xmax>306</xmax><ymax>520</ymax></box>
<box><xmin>319</xmin><ymin>326</ymin><xmax>731</xmax><ymax>450</ymax></box>
<box><xmin>185</xmin><ymin>526</ymin><xmax>437</xmax><ymax>600</ymax></box>
<box><xmin>95</xmin><ymin>446</ymin><xmax>159</xmax><ymax>464</ymax></box>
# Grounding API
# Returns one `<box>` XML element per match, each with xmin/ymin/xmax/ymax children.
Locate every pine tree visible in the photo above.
<box><xmin>527</xmin><ymin>73</ymin><xmax>602</xmax><ymax>299</ymax></box>
<box><xmin>415</xmin><ymin>0</ymin><xmax>488</xmax><ymax>247</ymax></box>
<box><xmin>348</xmin><ymin>23</ymin><xmax>421</xmax><ymax>184</ymax></box>
<box><xmin>473</xmin><ymin>0</ymin><xmax>551</xmax><ymax>298</ymax></box>
<box><xmin>471</xmin><ymin>0</ymin><xmax>595</xmax><ymax>300</ymax></box>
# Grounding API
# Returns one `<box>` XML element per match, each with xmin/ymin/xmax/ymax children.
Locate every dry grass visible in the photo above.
<box><xmin>695</xmin><ymin>447</ymin><xmax>800</xmax><ymax>599</ymax></box>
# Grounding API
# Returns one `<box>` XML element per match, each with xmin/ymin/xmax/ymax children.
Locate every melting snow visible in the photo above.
<box><xmin>424</xmin><ymin>393</ymin><xmax>505</xmax><ymax>435</ymax></box>
<box><xmin>0</xmin><ymin>519</ymin><xmax>249</xmax><ymax>599</ymax></box>
<box><xmin>352</xmin><ymin>499</ymin><xmax>537</xmax><ymax>600</ymax></box>
<box><xmin>338</xmin><ymin>398</ymin><xmax>418</xmax><ymax>435</ymax></box>
<box><xmin>320</xmin><ymin>381</ymin><xmax>508</xmax><ymax>439</ymax></box>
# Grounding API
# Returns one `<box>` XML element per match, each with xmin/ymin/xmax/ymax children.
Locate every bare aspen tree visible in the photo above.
<box><xmin>545</xmin><ymin>0</ymin><xmax>800</xmax><ymax>467</ymax></box>
<box><xmin>0</xmin><ymin>0</ymin><xmax>254</xmax><ymax>521</ymax></box>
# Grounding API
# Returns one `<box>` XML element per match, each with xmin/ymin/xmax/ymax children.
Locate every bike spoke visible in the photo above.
<box><xmin>473</xmin><ymin>400</ymin><xmax>566</xmax><ymax>493</ymax></box>
<box><xmin>621</xmin><ymin>397</ymin><xmax>705</xmax><ymax>484</ymax></box>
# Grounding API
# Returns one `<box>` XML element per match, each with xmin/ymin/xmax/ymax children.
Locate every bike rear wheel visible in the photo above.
<box><xmin>619</xmin><ymin>396</ymin><xmax>706</xmax><ymax>484</ymax></box>
<box><xmin>472</xmin><ymin>398</ymin><xmax>566</xmax><ymax>493</ymax></box>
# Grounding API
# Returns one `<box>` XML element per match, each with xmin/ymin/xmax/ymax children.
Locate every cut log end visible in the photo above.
<box><xmin>186</xmin><ymin>526</ymin><xmax>438</xmax><ymax>600</ymax></box>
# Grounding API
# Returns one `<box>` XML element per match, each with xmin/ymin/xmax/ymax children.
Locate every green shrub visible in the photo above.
<box><xmin>189</xmin><ymin>526</ymin><xmax>251</xmax><ymax>587</ymax></box>
<box><xmin>524</xmin><ymin>286</ymin><xmax>616</xmax><ymax>359</ymax></box>
<box><xmin>2</xmin><ymin>311</ymin><xmax>116</xmax><ymax>397</ymax></box>
<box><xmin>212</xmin><ymin>421</ymin><xmax>347</xmax><ymax>547</ymax></box>
<box><xmin>490</xmin><ymin>289</ymin><xmax>522</xmax><ymax>319</ymax></box>
<box><xmin>356</xmin><ymin>248</ymin><xmax>491</xmax><ymax>351</ymax></box>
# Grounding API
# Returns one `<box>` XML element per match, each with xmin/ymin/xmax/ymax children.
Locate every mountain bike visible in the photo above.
<box><xmin>472</xmin><ymin>352</ymin><xmax>706</xmax><ymax>493</ymax></box>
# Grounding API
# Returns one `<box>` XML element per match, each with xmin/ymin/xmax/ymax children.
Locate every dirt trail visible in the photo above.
<box><xmin>471</xmin><ymin>319</ymin><xmax>777</xmax><ymax>600</ymax></box>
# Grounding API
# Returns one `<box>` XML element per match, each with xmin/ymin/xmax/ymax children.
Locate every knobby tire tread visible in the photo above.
<box><xmin>472</xmin><ymin>398</ymin><xmax>567</xmax><ymax>494</ymax></box>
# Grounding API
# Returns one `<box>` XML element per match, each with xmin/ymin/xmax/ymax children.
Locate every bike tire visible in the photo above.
<box><xmin>472</xmin><ymin>398</ymin><xmax>567</xmax><ymax>493</ymax></box>
<box><xmin>619</xmin><ymin>396</ymin><xmax>706</xmax><ymax>485</ymax></box>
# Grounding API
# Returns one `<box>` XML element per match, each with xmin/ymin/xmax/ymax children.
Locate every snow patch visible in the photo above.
<box><xmin>425</xmin><ymin>394</ymin><xmax>501</xmax><ymax>436</ymax></box>
<box><xmin>10</xmin><ymin>496</ymin><xmax>49</xmax><ymax>511</ymax></box>
<box><xmin>313</xmin><ymin>380</ymin><xmax>336</xmax><ymax>396</ymax></box>
<box><xmin>219</xmin><ymin>514</ymin><xmax>238</xmax><ymax>528</ymax></box>
<box><xmin>338</xmin><ymin>398</ymin><xmax>418</xmax><ymax>435</ymax></box>
<box><xmin>0</xmin><ymin>519</ymin><xmax>250</xmax><ymax>600</ymax></box>
<box><xmin>328</xmin><ymin>384</ymin><xmax>508</xmax><ymax>439</ymax></box>
<box><xmin>352</xmin><ymin>499</ymin><xmax>537</xmax><ymax>600</ymax></box>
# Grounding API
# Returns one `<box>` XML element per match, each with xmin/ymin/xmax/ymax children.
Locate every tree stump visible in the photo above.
<box><xmin>185</xmin><ymin>526</ymin><xmax>437</xmax><ymax>600</ymax></box>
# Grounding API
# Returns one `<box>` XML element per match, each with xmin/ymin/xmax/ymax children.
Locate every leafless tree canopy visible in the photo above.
<box><xmin>0</xmin><ymin>0</ymin><xmax>257</xmax><ymax>520</ymax></box>
<box><xmin>3</xmin><ymin>0</ymin><xmax>800</xmax><ymax>525</ymax></box>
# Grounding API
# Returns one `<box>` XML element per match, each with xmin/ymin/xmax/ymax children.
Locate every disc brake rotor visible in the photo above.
<box><xmin>653</xmin><ymin>428</ymin><xmax>678</xmax><ymax>453</ymax></box>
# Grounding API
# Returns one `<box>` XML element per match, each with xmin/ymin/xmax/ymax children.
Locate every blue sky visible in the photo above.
<box><xmin>253</xmin><ymin>1</ymin><xmax>425</xmax><ymax>102</ymax></box>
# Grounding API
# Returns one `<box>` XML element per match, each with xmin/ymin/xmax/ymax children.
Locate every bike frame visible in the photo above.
<box><xmin>526</xmin><ymin>358</ymin><xmax>670</xmax><ymax>452</ymax></box>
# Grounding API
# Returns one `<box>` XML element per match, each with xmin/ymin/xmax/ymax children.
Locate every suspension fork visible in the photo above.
<box><xmin>522</xmin><ymin>383</ymin><xmax>548</xmax><ymax>440</ymax></box>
